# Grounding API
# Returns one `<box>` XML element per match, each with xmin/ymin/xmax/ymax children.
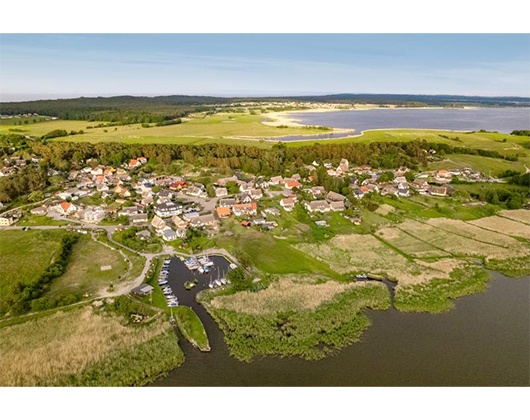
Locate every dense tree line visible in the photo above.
<box><xmin>0</xmin><ymin>166</ymin><xmax>48</xmax><ymax>203</ymax></box>
<box><xmin>510</xmin><ymin>130</ymin><xmax>530</xmax><ymax>136</ymax></box>
<box><xmin>427</xmin><ymin>142</ymin><xmax>519</xmax><ymax>161</ymax></box>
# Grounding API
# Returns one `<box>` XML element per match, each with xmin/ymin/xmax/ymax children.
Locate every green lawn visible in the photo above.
<box><xmin>46</xmin><ymin>234</ymin><xmax>129</xmax><ymax>299</ymax></box>
<box><xmin>16</xmin><ymin>215</ymin><xmax>69</xmax><ymax>226</ymax></box>
<box><xmin>215</xmin><ymin>221</ymin><xmax>341</xmax><ymax>279</ymax></box>
<box><xmin>0</xmin><ymin>230</ymin><xmax>67</xmax><ymax>297</ymax></box>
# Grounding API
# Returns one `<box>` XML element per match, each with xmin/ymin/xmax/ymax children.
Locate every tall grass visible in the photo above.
<box><xmin>394</xmin><ymin>266</ymin><xmax>491</xmax><ymax>313</ymax></box>
<box><xmin>205</xmin><ymin>282</ymin><xmax>390</xmax><ymax>361</ymax></box>
<box><xmin>0</xmin><ymin>305</ymin><xmax>183</xmax><ymax>386</ymax></box>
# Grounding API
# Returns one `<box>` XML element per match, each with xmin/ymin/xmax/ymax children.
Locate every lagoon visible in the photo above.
<box><xmin>281</xmin><ymin>107</ymin><xmax>530</xmax><ymax>140</ymax></box>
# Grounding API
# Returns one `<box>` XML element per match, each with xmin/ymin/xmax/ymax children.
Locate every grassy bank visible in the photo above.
<box><xmin>204</xmin><ymin>281</ymin><xmax>390</xmax><ymax>361</ymax></box>
<box><xmin>0</xmin><ymin>304</ymin><xmax>183</xmax><ymax>386</ymax></box>
<box><xmin>394</xmin><ymin>266</ymin><xmax>491</xmax><ymax>313</ymax></box>
<box><xmin>173</xmin><ymin>306</ymin><xmax>210</xmax><ymax>352</ymax></box>
<box><xmin>485</xmin><ymin>256</ymin><xmax>530</xmax><ymax>278</ymax></box>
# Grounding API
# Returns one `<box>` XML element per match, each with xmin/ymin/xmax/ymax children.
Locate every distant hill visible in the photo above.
<box><xmin>1</xmin><ymin>93</ymin><xmax>528</xmax><ymax>122</ymax></box>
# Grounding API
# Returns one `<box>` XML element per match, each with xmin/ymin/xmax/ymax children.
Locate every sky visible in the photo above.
<box><xmin>0</xmin><ymin>34</ymin><xmax>529</xmax><ymax>101</ymax></box>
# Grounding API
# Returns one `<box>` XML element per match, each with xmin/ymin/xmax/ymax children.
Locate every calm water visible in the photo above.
<box><xmin>153</xmin><ymin>272</ymin><xmax>529</xmax><ymax>386</ymax></box>
<box><xmin>280</xmin><ymin>107</ymin><xmax>530</xmax><ymax>140</ymax></box>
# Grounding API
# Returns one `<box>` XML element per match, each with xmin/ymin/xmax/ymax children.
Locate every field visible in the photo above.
<box><xmin>46</xmin><ymin>234</ymin><xmax>130</xmax><ymax>299</ymax></box>
<box><xmin>467</xmin><ymin>215</ymin><xmax>530</xmax><ymax>240</ymax></box>
<box><xmin>16</xmin><ymin>215</ymin><xmax>70</xmax><ymax>226</ymax></box>
<box><xmin>499</xmin><ymin>209</ymin><xmax>530</xmax><ymax>225</ymax></box>
<box><xmin>296</xmin><ymin>210</ymin><xmax>530</xmax><ymax>285</ymax></box>
<box><xmin>0</xmin><ymin>305</ymin><xmax>183</xmax><ymax>386</ymax></box>
<box><xmin>173</xmin><ymin>306</ymin><xmax>210</xmax><ymax>351</ymax></box>
<box><xmin>427</xmin><ymin>153</ymin><xmax>529</xmax><ymax>176</ymax></box>
<box><xmin>205</xmin><ymin>281</ymin><xmax>390</xmax><ymax>361</ymax></box>
<box><xmin>214</xmin><ymin>220</ymin><xmax>340</xmax><ymax>278</ymax></box>
<box><xmin>0</xmin><ymin>112</ymin><xmax>331</xmax><ymax>145</ymax></box>
<box><xmin>0</xmin><ymin>230</ymin><xmax>66</xmax><ymax>296</ymax></box>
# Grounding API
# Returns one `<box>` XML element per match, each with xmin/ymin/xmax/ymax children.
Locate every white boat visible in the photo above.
<box><xmin>198</xmin><ymin>267</ymin><xmax>204</xmax><ymax>274</ymax></box>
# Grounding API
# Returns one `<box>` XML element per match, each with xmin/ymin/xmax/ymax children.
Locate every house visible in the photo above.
<box><xmin>306</xmin><ymin>200</ymin><xmax>330</xmax><ymax>213</ymax></box>
<box><xmin>430</xmin><ymin>186</ymin><xmax>448</xmax><ymax>197</ymax></box>
<box><xmin>215</xmin><ymin>187</ymin><xmax>228</xmax><ymax>198</ymax></box>
<box><xmin>138</xmin><ymin>157</ymin><xmax>148</xmax><ymax>164</ymax></box>
<box><xmin>381</xmin><ymin>185</ymin><xmax>398</xmax><ymax>196</ymax></box>
<box><xmin>216</xmin><ymin>176</ymin><xmax>238</xmax><ymax>186</ymax></box>
<box><xmin>216</xmin><ymin>207</ymin><xmax>232</xmax><ymax>219</ymax></box>
<box><xmin>412</xmin><ymin>180</ymin><xmax>430</xmax><ymax>194</ymax></box>
<box><xmin>182</xmin><ymin>211</ymin><xmax>200</xmax><ymax>221</ymax></box>
<box><xmin>251</xmin><ymin>217</ymin><xmax>267</xmax><ymax>225</ymax></box>
<box><xmin>171</xmin><ymin>215</ymin><xmax>188</xmax><ymax>229</ymax></box>
<box><xmin>176</xmin><ymin>228</ymin><xmax>187</xmax><ymax>239</ymax></box>
<box><xmin>132</xmin><ymin>284</ymin><xmax>154</xmax><ymax>296</ymax></box>
<box><xmin>338</xmin><ymin>158</ymin><xmax>349</xmax><ymax>173</ymax></box>
<box><xmin>78</xmin><ymin>206</ymin><xmax>106</xmax><ymax>223</ymax></box>
<box><xmin>241</xmin><ymin>220</ymin><xmax>250</xmax><ymax>228</ymax></box>
<box><xmin>219</xmin><ymin>198</ymin><xmax>237</xmax><ymax>208</ymax></box>
<box><xmin>161</xmin><ymin>228</ymin><xmax>178</xmax><ymax>241</ymax></box>
<box><xmin>128</xmin><ymin>159</ymin><xmax>141</xmax><ymax>169</ymax></box>
<box><xmin>353</xmin><ymin>189</ymin><xmax>365</xmax><ymax>200</ymax></box>
<box><xmin>269</xmin><ymin>176</ymin><xmax>283</xmax><ymax>185</ymax></box>
<box><xmin>186</xmin><ymin>185</ymin><xmax>206</xmax><ymax>197</ymax></box>
<box><xmin>284</xmin><ymin>179</ymin><xmax>301</xmax><ymax>190</ymax></box>
<box><xmin>238</xmin><ymin>193</ymin><xmax>253</xmax><ymax>204</ymax></box>
<box><xmin>151</xmin><ymin>215</ymin><xmax>167</xmax><ymax>231</ymax></box>
<box><xmin>117</xmin><ymin>206</ymin><xmax>141</xmax><ymax>217</ymax></box>
<box><xmin>114</xmin><ymin>185</ymin><xmax>131</xmax><ymax>197</ymax></box>
<box><xmin>30</xmin><ymin>206</ymin><xmax>48</xmax><ymax>216</ymax></box>
<box><xmin>280</xmin><ymin>197</ymin><xmax>295</xmax><ymax>212</ymax></box>
<box><xmin>153</xmin><ymin>202</ymin><xmax>182</xmax><ymax>218</ymax></box>
<box><xmin>136</xmin><ymin>230</ymin><xmax>152</xmax><ymax>241</ymax></box>
<box><xmin>263</xmin><ymin>207</ymin><xmax>281</xmax><ymax>217</ymax></box>
<box><xmin>130</xmin><ymin>214</ymin><xmax>148</xmax><ymax>225</ymax></box>
<box><xmin>157</xmin><ymin>189</ymin><xmax>173</xmax><ymax>203</ymax></box>
<box><xmin>56</xmin><ymin>201</ymin><xmax>77</xmax><ymax>216</ymax></box>
<box><xmin>169</xmin><ymin>180</ymin><xmax>187</xmax><ymax>191</ymax></box>
<box><xmin>326</xmin><ymin>191</ymin><xmax>346</xmax><ymax>203</ymax></box>
<box><xmin>239</xmin><ymin>182</ymin><xmax>254</xmax><ymax>193</ymax></box>
<box><xmin>232</xmin><ymin>202</ymin><xmax>258</xmax><ymax>217</ymax></box>
<box><xmin>0</xmin><ymin>215</ymin><xmax>17</xmax><ymax>226</ymax></box>
<box><xmin>329</xmin><ymin>201</ymin><xmax>345</xmax><ymax>211</ymax></box>
<box><xmin>249</xmin><ymin>189</ymin><xmax>263</xmax><ymax>200</ymax></box>
<box><xmin>189</xmin><ymin>214</ymin><xmax>218</xmax><ymax>229</ymax></box>
<box><xmin>309</xmin><ymin>186</ymin><xmax>326</xmax><ymax>198</ymax></box>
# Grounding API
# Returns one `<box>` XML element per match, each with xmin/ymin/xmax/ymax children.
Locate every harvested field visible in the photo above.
<box><xmin>499</xmin><ymin>209</ymin><xmax>530</xmax><ymax>226</ymax></box>
<box><xmin>376</xmin><ymin>226</ymin><xmax>451</xmax><ymax>258</ymax></box>
<box><xmin>210</xmin><ymin>276</ymin><xmax>359</xmax><ymax>315</ymax></box>
<box><xmin>395</xmin><ymin>219</ymin><xmax>522</xmax><ymax>259</ymax></box>
<box><xmin>467</xmin><ymin>216</ymin><xmax>530</xmax><ymax>240</ymax></box>
<box><xmin>297</xmin><ymin>235</ymin><xmax>459</xmax><ymax>285</ymax></box>
<box><xmin>0</xmin><ymin>306</ymin><xmax>180</xmax><ymax>386</ymax></box>
<box><xmin>426</xmin><ymin>218</ymin><xmax>526</xmax><ymax>246</ymax></box>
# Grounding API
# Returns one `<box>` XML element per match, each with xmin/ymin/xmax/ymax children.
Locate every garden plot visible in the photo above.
<box><xmin>467</xmin><ymin>215</ymin><xmax>530</xmax><ymax>240</ymax></box>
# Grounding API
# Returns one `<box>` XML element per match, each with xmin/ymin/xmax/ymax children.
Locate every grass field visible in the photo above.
<box><xmin>0</xmin><ymin>305</ymin><xmax>183</xmax><ymax>386</ymax></box>
<box><xmin>46</xmin><ymin>234</ymin><xmax>130</xmax><ymax>299</ymax></box>
<box><xmin>214</xmin><ymin>221</ymin><xmax>341</xmax><ymax>278</ymax></box>
<box><xmin>173</xmin><ymin>306</ymin><xmax>210</xmax><ymax>351</ymax></box>
<box><xmin>0</xmin><ymin>230</ymin><xmax>66</xmax><ymax>297</ymax></box>
<box><xmin>0</xmin><ymin>113</ymin><xmax>330</xmax><ymax>145</ymax></box>
<box><xmin>16</xmin><ymin>215</ymin><xmax>70</xmax><ymax>226</ymax></box>
<box><xmin>427</xmin><ymin>153</ymin><xmax>528</xmax><ymax>176</ymax></box>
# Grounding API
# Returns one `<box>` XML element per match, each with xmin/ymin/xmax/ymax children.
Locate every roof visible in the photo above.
<box><xmin>216</xmin><ymin>207</ymin><xmax>232</xmax><ymax>217</ymax></box>
<box><xmin>132</xmin><ymin>284</ymin><xmax>154</xmax><ymax>295</ymax></box>
<box><xmin>326</xmin><ymin>191</ymin><xmax>346</xmax><ymax>202</ymax></box>
<box><xmin>60</xmin><ymin>202</ymin><xmax>71</xmax><ymax>212</ymax></box>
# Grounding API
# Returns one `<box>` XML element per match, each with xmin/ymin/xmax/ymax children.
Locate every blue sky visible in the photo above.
<box><xmin>0</xmin><ymin>34</ymin><xmax>529</xmax><ymax>100</ymax></box>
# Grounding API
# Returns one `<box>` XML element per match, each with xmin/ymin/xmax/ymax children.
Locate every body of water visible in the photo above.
<box><xmin>278</xmin><ymin>107</ymin><xmax>530</xmax><ymax>141</ymax></box>
<box><xmin>153</xmin><ymin>272</ymin><xmax>529</xmax><ymax>386</ymax></box>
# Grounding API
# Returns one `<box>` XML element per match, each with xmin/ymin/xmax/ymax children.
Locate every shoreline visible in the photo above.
<box><xmin>262</xmin><ymin>104</ymin><xmax>479</xmax><ymax>136</ymax></box>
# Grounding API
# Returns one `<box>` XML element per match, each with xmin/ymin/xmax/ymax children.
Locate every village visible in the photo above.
<box><xmin>0</xmin><ymin>150</ymin><xmax>505</xmax><ymax>240</ymax></box>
